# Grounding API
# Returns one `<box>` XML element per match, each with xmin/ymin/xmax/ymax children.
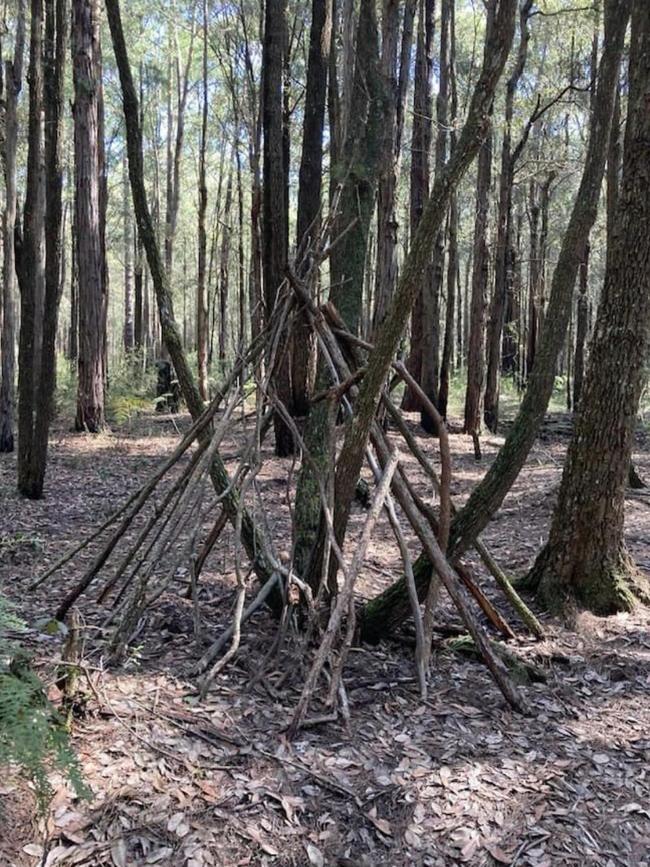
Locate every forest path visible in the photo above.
<box><xmin>0</xmin><ymin>410</ymin><xmax>649</xmax><ymax>866</ymax></box>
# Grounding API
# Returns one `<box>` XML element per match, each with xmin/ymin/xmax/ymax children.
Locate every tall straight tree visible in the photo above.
<box><xmin>123</xmin><ymin>154</ymin><xmax>135</xmax><ymax>352</ymax></box>
<box><xmin>15</xmin><ymin>0</ymin><xmax>67</xmax><ymax>498</ymax></box>
<box><xmin>402</xmin><ymin>0</ymin><xmax>434</xmax><ymax>412</ymax></box>
<box><xmin>0</xmin><ymin>0</ymin><xmax>26</xmax><ymax>453</ymax></box>
<box><xmin>292</xmin><ymin>0</ymin><xmax>332</xmax><ymax>416</ymax></box>
<box><xmin>262</xmin><ymin>0</ymin><xmax>293</xmax><ymax>456</ymax></box>
<box><xmin>372</xmin><ymin>0</ymin><xmax>416</xmax><ymax>333</ymax></box>
<box><xmin>463</xmin><ymin>129</ymin><xmax>492</xmax><ymax>441</ymax></box>
<box><xmin>73</xmin><ymin>0</ymin><xmax>106</xmax><ymax>432</ymax></box>
<box><xmin>528</xmin><ymin>1</ymin><xmax>650</xmax><ymax>614</ymax></box>
<box><xmin>484</xmin><ymin>0</ymin><xmax>533</xmax><ymax>432</ymax></box>
<box><xmin>196</xmin><ymin>0</ymin><xmax>209</xmax><ymax>399</ymax></box>
<box><xmin>16</xmin><ymin>0</ymin><xmax>45</xmax><ymax>494</ymax></box>
<box><xmin>328</xmin><ymin>0</ymin><xmax>383</xmax><ymax>333</ymax></box>
<box><xmin>419</xmin><ymin>0</ymin><xmax>451</xmax><ymax>432</ymax></box>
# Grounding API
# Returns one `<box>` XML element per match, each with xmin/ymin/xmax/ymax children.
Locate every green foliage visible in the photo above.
<box><xmin>0</xmin><ymin>596</ymin><xmax>89</xmax><ymax>811</ymax></box>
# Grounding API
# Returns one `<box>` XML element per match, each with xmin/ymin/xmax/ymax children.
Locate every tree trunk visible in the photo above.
<box><xmin>463</xmin><ymin>130</ymin><xmax>492</xmax><ymax>438</ymax></box>
<box><xmin>292</xmin><ymin>0</ymin><xmax>383</xmax><ymax>586</ymax></box>
<box><xmin>527</xmin><ymin>3</ymin><xmax>650</xmax><ymax>614</ymax></box>
<box><xmin>292</xmin><ymin>0</ymin><xmax>331</xmax><ymax>416</ymax></box>
<box><xmin>437</xmin><ymin>0</ymin><xmax>459</xmax><ymax>420</ymax></box>
<box><xmin>17</xmin><ymin>0</ymin><xmax>45</xmax><ymax>493</ymax></box>
<box><xmin>262</xmin><ymin>0</ymin><xmax>294</xmax><ymax>456</ymax></box>
<box><xmin>73</xmin><ymin>0</ymin><xmax>106</xmax><ymax>433</ymax></box>
<box><xmin>372</xmin><ymin>0</ymin><xmax>416</xmax><ymax>334</ymax></box>
<box><xmin>572</xmin><ymin>241</ymin><xmax>589</xmax><ymax>409</ymax></box>
<box><xmin>484</xmin><ymin>0</ymin><xmax>533</xmax><ymax>433</ymax></box>
<box><xmin>196</xmin><ymin>0</ymin><xmax>209</xmax><ymax>399</ymax></box>
<box><xmin>0</xmin><ymin>0</ymin><xmax>25</xmax><ymax>454</ymax></box>
<box><xmin>329</xmin><ymin>0</ymin><xmax>383</xmax><ymax>334</ymax></box>
<box><xmin>123</xmin><ymin>154</ymin><xmax>134</xmax><ymax>352</ymax></box>
<box><xmin>419</xmin><ymin>0</ymin><xmax>452</xmax><ymax>432</ymax></box>
<box><xmin>26</xmin><ymin>0</ymin><xmax>67</xmax><ymax>498</ymax></box>
<box><xmin>218</xmin><ymin>169</ymin><xmax>233</xmax><ymax>363</ymax></box>
<box><xmin>402</xmin><ymin>0</ymin><xmax>434</xmax><ymax>412</ymax></box>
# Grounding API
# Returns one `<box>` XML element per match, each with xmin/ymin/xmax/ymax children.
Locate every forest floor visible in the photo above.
<box><xmin>1</xmin><ymin>403</ymin><xmax>649</xmax><ymax>867</ymax></box>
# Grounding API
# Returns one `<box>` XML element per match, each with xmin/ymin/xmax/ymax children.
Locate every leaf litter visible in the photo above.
<box><xmin>0</xmin><ymin>410</ymin><xmax>648</xmax><ymax>866</ymax></box>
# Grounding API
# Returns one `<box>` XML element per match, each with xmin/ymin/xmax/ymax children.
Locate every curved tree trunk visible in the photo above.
<box><xmin>526</xmin><ymin>2</ymin><xmax>650</xmax><ymax>614</ymax></box>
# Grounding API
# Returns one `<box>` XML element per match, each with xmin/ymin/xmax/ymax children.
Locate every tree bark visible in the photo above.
<box><xmin>372</xmin><ymin>0</ymin><xmax>416</xmax><ymax>334</ymax></box>
<box><xmin>329</xmin><ymin>0</ymin><xmax>383</xmax><ymax>334</ymax></box>
<box><xmin>196</xmin><ymin>0</ymin><xmax>209</xmax><ymax>399</ymax></box>
<box><xmin>73</xmin><ymin>0</ymin><xmax>106</xmax><ymax>433</ymax></box>
<box><xmin>17</xmin><ymin>0</ymin><xmax>45</xmax><ymax>493</ymax></box>
<box><xmin>484</xmin><ymin>0</ymin><xmax>533</xmax><ymax>433</ymax></box>
<box><xmin>0</xmin><ymin>0</ymin><xmax>25</xmax><ymax>454</ymax></box>
<box><xmin>123</xmin><ymin>154</ymin><xmax>134</xmax><ymax>353</ymax></box>
<box><xmin>402</xmin><ymin>0</ymin><xmax>435</xmax><ymax>412</ymax></box>
<box><xmin>292</xmin><ymin>0</ymin><xmax>331</xmax><ymax>416</ymax></box>
<box><xmin>262</xmin><ymin>0</ymin><xmax>294</xmax><ymax>456</ymax></box>
<box><xmin>463</xmin><ymin>130</ymin><xmax>492</xmax><ymax>438</ymax></box>
<box><xmin>527</xmin><ymin>2</ymin><xmax>650</xmax><ymax>614</ymax></box>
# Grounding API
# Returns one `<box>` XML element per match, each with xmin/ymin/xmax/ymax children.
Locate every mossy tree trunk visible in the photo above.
<box><xmin>526</xmin><ymin>2</ymin><xmax>650</xmax><ymax>614</ymax></box>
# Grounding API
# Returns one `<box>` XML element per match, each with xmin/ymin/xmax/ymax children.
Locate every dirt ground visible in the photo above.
<box><xmin>1</xmin><ymin>408</ymin><xmax>649</xmax><ymax>867</ymax></box>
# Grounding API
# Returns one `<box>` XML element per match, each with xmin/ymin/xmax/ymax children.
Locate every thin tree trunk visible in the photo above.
<box><xmin>197</xmin><ymin>0</ymin><xmax>209</xmax><ymax>399</ymax></box>
<box><xmin>484</xmin><ymin>0</ymin><xmax>533</xmax><ymax>433</ymax></box>
<box><xmin>572</xmin><ymin>241</ymin><xmax>589</xmax><ymax>409</ymax></box>
<box><xmin>218</xmin><ymin>168</ymin><xmax>233</xmax><ymax>363</ymax></box>
<box><xmin>292</xmin><ymin>0</ymin><xmax>331</xmax><ymax>416</ymax></box>
<box><xmin>402</xmin><ymin>0</ymin><xmax>434</xmax><ymax>411</ymax></box>
<box><xmin>463</xmin><ymin>130</ymin><xmax>492</xmax><ymax>438</ymax></box>
<box><xmin>437</xmin><ymin>0</ymin><xmax>459</xmax><ymax>419</ymax></box>
<box><xmin>0</xmin><ymin>0</ymin><xmax>25</xmax><ymax>454</ymax></box>
<box><xmin>262</xmin><ymin>0</ymin><xmax>294</xmax><ymax>456</ymax></box>
<box><xmin>17</xmin><ymin>0</ymin><xmax>45</xmax><ymax>493</ymax></box>
<box><xmin>123</xmin><ymin>153</ymin><xmax>134</xmax><ymax>352</ymax></box>
<box><xmin>372</xmin><ymin>0</ymin><xmax>416</xmax><ymax>334</ymax></box>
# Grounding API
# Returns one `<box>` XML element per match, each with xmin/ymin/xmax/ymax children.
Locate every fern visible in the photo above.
<box><xmin>0</xmin><ymin>596</ymin><xmax>89</xmax><ymax>810</ymax></box>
